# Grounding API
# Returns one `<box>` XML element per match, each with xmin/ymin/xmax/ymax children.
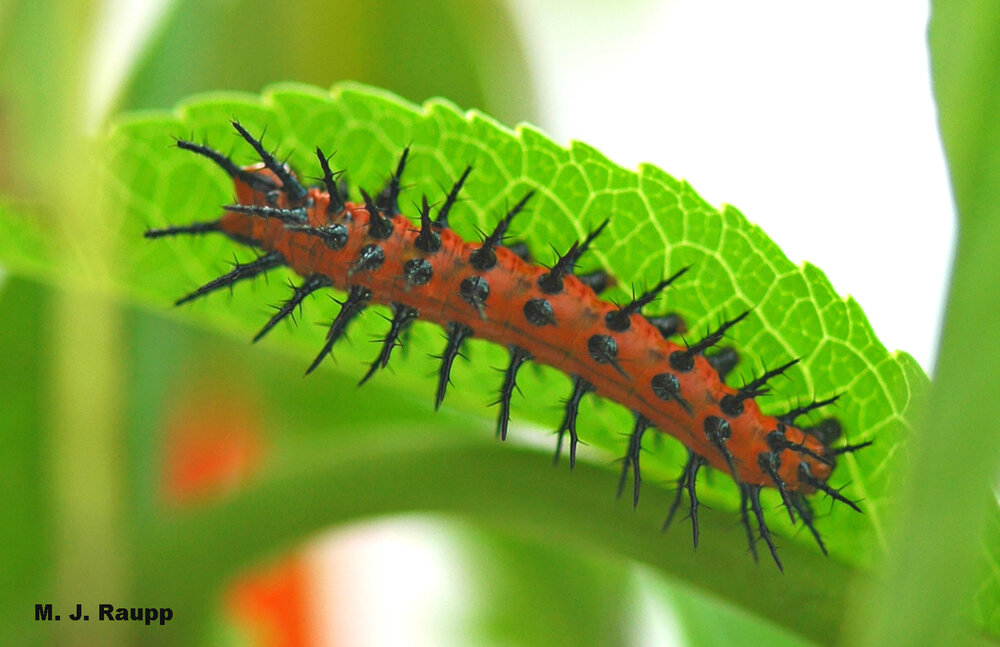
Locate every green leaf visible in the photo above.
<box><xmin>102</xmin><ymin>82</ymin><xmax>926</xmax><ymax>563</ymax></box>
<box><xmin>6</xmin><ymin>81</ymin><xmax>924</xmax><ymax>557</ymax></box>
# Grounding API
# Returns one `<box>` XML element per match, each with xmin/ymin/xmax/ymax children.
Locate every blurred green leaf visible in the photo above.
<box><xmin>637</xmin><ymin>567</ymin><xmax>813</xmax><ymax>647</ymax></box>
<box><xmin>116</xmin><ymin>0</ymin><xmax>535</xmax><ymax>126</ymax></box>
<box><xmin>0</xmin><ymin>201</ymin><xmax>59</xmax><ymax>282</ymax></box>
<box><xmin>979</xmin><ymin>514</ymin><xmax>1000</xmax><ymax>636</ymax></box>
<box><xmin>458</xmin><ymin>528</ymin><xmax>631</xmax><ymax>646</ymax></box>
<box><xmin>0</xmin><ymin>1</ymin><xmax>97</xmax><ymax>195</ymax></box>
<box><xmin>136</xmin><ymin>422</ymin><xmax>857</xmax><ymax>647</ymax></box>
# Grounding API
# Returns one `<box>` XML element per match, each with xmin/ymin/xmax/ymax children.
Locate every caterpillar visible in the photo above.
<box><xmin>147</xmin><ymin>120</ymin><xmax>871</xmax><ymax>570</ymax></box>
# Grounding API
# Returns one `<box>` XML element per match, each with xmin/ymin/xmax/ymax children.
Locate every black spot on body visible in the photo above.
<box><xmin>460</xmin><ymin>276</ymin><xmax>489</xmax><ymax>306</ymax></box>
<box><xmin>604</xmin><ymin>310</ymin><xmax>631</xmax><ymax>332</ymax></box>
<box><xmin>703</xmin><ymin>416</ymin><xmax>731</xmax><ymax>445</ymax></box>
<box><xmin>414</xmin><ymin>229</ymin><xmax>441</xmax><ymax>253</ymax></box>
<box><xmin>587</xmin><ymin>334</ymin><xmax>618</xmax><ymax>365</ymax></box>
<box><xmin>651</xmin><ymin>373</ymin><xmax>680</xmax><ymax>399</ymax></box>
<box><xmin>702</xmin><ymin>415</ymin><xmax>738</xmax><ymax>485</ymax></box>
<box><xmin>648</xmin><ymin>313</ymin><xmax>684</xmax><ymax>338</ymax></box>
<box><xmin>578</xmin><ymin>270</ymin><xmax>610</xmax><ymax>294</ymax></box>
<box><xmin>403</xmin><ymin>258</ymin><xmax>433</xmax><ymax>287</ymax></box>
<box><xmin>652</xmin><ymin>372</ymin><xmax>692</xmax><ymax>414</ymax></box>
<box><xmin>720</xmin><ymin>394</ymin><xmax>744</xmax><ymax>418</ymax></box>
<box><xmin>537</xmin><ymin>273</ymin><xmax>563</xmax><ymax>294</ymax></box>
<box><xmin>669</xmin><ymin>350</ymin><xmax>695</xmax><ymax>372</ymax></box>
<box><xmin>354</xmin><ymin>244</ymin><xmax>384</xmax><ymax>273</ymax></box>
<box><xmin>766</xmin><ymin>428</ymin><xmax>787</xmax><ymax>453</ymax></box>
<box><xmin>523</xmin><ymin>298</ymin><xmax>555</xmax><ymax>326</ymax></box>
<box><xmin>758</xmin><ymin>451</ymin><xmax>781</xmax><ymax>473</ymax></box>
<box><xmin>507</xmin><ymin>242</ymin><xmax>531</xmax><ymax>262</ymax></box>
<box><xmin>469</xmin><ymin>248</ymin><xmax>497</xmax><ymax>271</ymax></box>
<box><xmin>707</xmin><ymin>347</ymin><xmax>739</xmax><ymax>381</ymax></box>
<box><xmin>319</xmin><ymin>224</ymin><xmax>348</xmax><ymax>250</ymax></box>
<box><xmin>805</xmin><ymin>418</ymin><xmax>843</xmax><ymax>445</ymax></box>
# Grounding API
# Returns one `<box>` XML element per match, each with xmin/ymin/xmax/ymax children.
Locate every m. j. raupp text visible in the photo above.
<box><xmin>35</xmin><ymin>604</ymin><xmax>173</xmax><ymax>625</ymax></box>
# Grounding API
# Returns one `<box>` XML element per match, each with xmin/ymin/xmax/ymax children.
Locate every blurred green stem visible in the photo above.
<box><xmin>40</xmin><ymin>2</ymin><xmax>131</xmax><ymax>644</ymax></box>
<box><xmin>846</xmin><ymin>1</ymin><xmax>1000</xmax><ymax>645</ymax></box>
<box><xmin>50</xmin><ymin>289</ymin><xmax>129</xmax><ymax>646</ymax></box>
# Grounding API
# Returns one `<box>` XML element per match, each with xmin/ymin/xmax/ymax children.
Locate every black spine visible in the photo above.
<box><xmin>616</xmin><ymin>414</ymin><xmax>652</xmax><ymax>508</ymax></box>
<box><xmin>779</xmin><ymin>395</ymin><xmax>840</xmax><ymax>426</ymax></box>
<box><xmin>767</xmin><ymin>427</ymin><xmax>834</xmax><ymax>467</ymax></box>
<box><xmin>747</xmin><ymin>484</ymin><xmax>783</xmax><ymax>571</ymax></box>
<box><xmin>495</xmin><ymin>346</ymin><xmax>532</xmax><ymax>440</ymax></box>
<box><xmin>253</xmin><ymin>275</ymin><xmax>331</xmax><ymax>342</ymax></box>
<box><xmin>738</xmin><ymin>484</ymin><xmax>759</xmax><ymax>562</ymax></box>
<box><xmin>175</xmin><ymin>139</ymin><xmax>277</xmax><ymax>194</ymax></box>
<box><xmin>316</xmin><ymin>147</ymin><xmax>346</xmax><ymax>213</ymax></box>
<box><xmin>305</xmin><ymin>286</ymin><xmax>372</xmax><ymax>375</ymax></box>
<box><xmin>790</xmin><ymin>493</ymin><xmax>827</xmax><ymax>555</ymax></box>
<box><xmin>230</xmin><ymin>121</ymin><xmax>308</xmax><ymax>201</ymax></box>
<box><xmin>360</xmin><ymin>188</ymin><xmax>395</xmax><ymax>239</ymax></box>
<box><xmin>144</xmin><ymin>221</ymin><xmax>221</xmax><ymax>238</ymax></box>
<box><xmin>797</xmin><ymin>463</ymin><xmax>862</xmax><ymax>512</ymax></box>
<box><xmin>828</xmin><ymin>440</ymin><xmax>874</xmax><ymax>456</ymax></box>
<box><xmin>605</xmin><ymin>267</ymin><xmax>689</xmax><ymax>331</ymax></box>
<box><xmin>662</xmin><ymin>452</ymin><xmax>704</xmax><ymax>549</ymax></box>
<box><xmin>720</xmin><ymin>358</ymin><xmax>800</xmax><ymax>417</ymax></box>
<box><xmin>703</xmin><ymin>416</ymin><xmax>739</xmax><ymax>480</ymax></box>
<box><xmin>224</xmin><ymin>203</ymin><xmax>308</xmax><ymax>225</ymax></box>
<box><xmin>434</xmin><ymin>323</ymin><xmax>474</xmax><ymax>409</ymax></box>
<box><xmin>377</xmin><ymin>147</ymin><xmax>410</xmax><ymax>216</ymax></box>
<box><xmin>174</xmin><ymin>252</ymin><xmax>284</xmax><ymax>306</ymax></box>
<box><xmin>670</xmin><ymin>310</ymin><xmax>751</xmax><ymax>372</ymax></box>
<box><xmin>538</xmin><ymin>219</ymin><xmax>610</xmax><ymax>294</ymax></box>
<box><xmin>469</xmin><ymin>191</ymin><xmax>534</xmax><ymax>270</ymax></box>
<box><xmin>359</xmin><ymin>304</ymin><xmax>419</xmax><ymax>385</ymax></box>
<box><xmin>436</xmin><ymin>166</ymin><xmax>473</xmax><ymax>228</ymax></box>
<box><xmin>684</xmin><ymin>454</ymin><xmax>705</xmax><ymax>548</ymax></box>
<box><xmin>284</xmin><ymin>223</ymin><xmax>349</xmax><ymax>250</ymax></box>
<box><xmin>553</xmin><ymin>376</ymin><xmax>593</xmax><ymax>468</ymax></box>
<box><xmin>414</xmin><ymin>195</ymin><xmax>441</xmax><ymax>253</ymax></box>
<box><xmin>758</xmin><ymin>451</ymin><xmax>797</xmax><ymax>524</ymax></box>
